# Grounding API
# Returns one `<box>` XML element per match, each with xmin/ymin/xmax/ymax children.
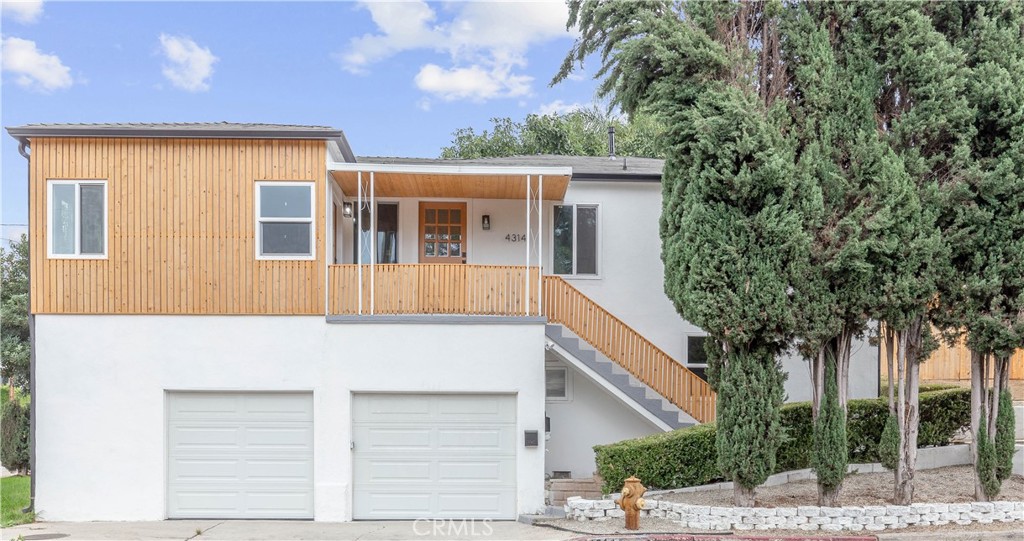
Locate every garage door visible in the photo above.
<box><xmin>167</xmin><ymin>392</ymin><xmax>313</xmax><ymax>519</ymax></box>
<box><xmin>353</xmin><ymin>394</ymin><xmax>516</xmax><ymax>519</ymax></box>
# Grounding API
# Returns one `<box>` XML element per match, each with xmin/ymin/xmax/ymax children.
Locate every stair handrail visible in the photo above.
<box><xmin>542</xmin><ymin>275</ymin><xmax>716</xmax><ymax>424</ymax></box>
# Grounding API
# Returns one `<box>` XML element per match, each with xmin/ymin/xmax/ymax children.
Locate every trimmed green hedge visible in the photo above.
<box><xmin>594</xmin><ymin>387</ymin><xmax>970</xmax><ymax>493</ymax></box>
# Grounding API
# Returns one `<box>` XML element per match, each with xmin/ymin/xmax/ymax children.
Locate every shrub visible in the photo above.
<box><xmin>0</xmin><ymin>396</ymin><xmax>29</xmax><ymax>474</ymax></box>
<box><xmin>995</xmin><ymin>390</ymin><xmax>1015</xmax><ymax>482</ymax></box>
<box><xmin>594</xmin><ymin>387</ymin><xmax>970</xmax><ymax>493</ymax></box>
<box><xmin>879</xmin><ymin>413</ymin><xmax>900</xmax><ymax>470</ymax></box>
<box><xmin>811</xmin><ymin>360</ymin><xmax>847</xmax><ymax>497</ymax></box>
<box><xmin>715</xmin><ymin>351</ymin><xmax>785</xmax><ymax>494</ymax></box>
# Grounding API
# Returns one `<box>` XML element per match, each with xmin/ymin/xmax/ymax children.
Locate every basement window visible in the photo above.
<box><xmin>256</xmin><ymin>182</ymin><xmax>315</xmax><ymax>259</ymax></box>
<box><xmin>546</xmin><ymin>365</ymin><xmax>572</xmax><ymax>402</ymax></box>
<box><xmin>48</xmin><ymin>180</ymin><xmax>107</xmax><ymax>259</ymax></box>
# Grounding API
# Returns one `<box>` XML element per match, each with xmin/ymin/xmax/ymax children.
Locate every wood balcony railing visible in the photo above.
<box><xmin>329</xmin><ymin>264</ymin><xmax>540</xmax><ymax>316</ymax></box>
<box><xmin>542</xmin><ymin>275</ymin><xmax>716</xmax><ymax>424</ymax></box>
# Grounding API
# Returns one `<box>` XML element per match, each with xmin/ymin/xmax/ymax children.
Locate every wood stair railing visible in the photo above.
<box><xmin>542</xmin><ymin>275</ymin><xmax>716</xmax><ymax>424</ymax></box>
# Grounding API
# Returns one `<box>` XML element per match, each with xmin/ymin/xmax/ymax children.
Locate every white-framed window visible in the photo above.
<box><xmin>47</xmin><ymin>180</ymin><xmax>107</xmax><ymax>259</ymax></box>
<box><xmin>686</xmin><ymin>335</ymin><xmax>709</xmax><ymax>367</ymax></box>
<box><xmin>552</xmin><ymin>204</ymin><xmax>599</xmax><ymax>276</ymax></box>
<box><xmin>545</xmin><ymin>364</ymin><xmax>572</xmax><ymax>402</ymax></box>
<box><xmin>255</xmin><ymin>181</ymin><xmax>315</xmax><ymax>260</ymax></box>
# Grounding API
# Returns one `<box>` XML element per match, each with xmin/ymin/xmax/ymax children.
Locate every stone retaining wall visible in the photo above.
<box><xmin>564</xmin><ymin>497</ymin><xmax>1024</xmax><ymax>532</ymax></box>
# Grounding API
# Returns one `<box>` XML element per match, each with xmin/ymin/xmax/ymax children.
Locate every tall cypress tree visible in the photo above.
<box><xmin>555</xmin><ymin>1</ymin><xmax>809</xmax><ymax>506</ymax></box>
<box><xmin>930</xmin><ymin>0</ymin><xmax>1024</xmax><ymax>501</ymax></box>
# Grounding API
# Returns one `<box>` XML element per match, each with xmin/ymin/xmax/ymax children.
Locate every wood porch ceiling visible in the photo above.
<box><xmin>329</xmin><ymin>170</ymin><xmax>570</xmax><ymax>200</ymax></box>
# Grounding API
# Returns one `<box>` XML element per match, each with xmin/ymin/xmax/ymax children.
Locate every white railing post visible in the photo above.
<box><xmin>538</xmin><ymin>174</ymin><xmax>543</xmax><ymax>316</ymax></box>
<box><xmin>370</xmin><ymin>171</ymin><xmax>375</xmax><ymax>316</ymax></box>
<box><xmin>357</xmin><ymin>171</ymin><xmax>363</xmax><ymax>315</ymax></box>
<box><xmin>525</xmin><ymin>174</ymin><xmax>531</xmax><ymax>317</ymax></box>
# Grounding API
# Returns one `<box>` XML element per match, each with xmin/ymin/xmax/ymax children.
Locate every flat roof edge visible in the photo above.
<box><xmin>5</xmin><ymin>126</ymin><xmax>344</xmax><ymax>140</ymax></box>
<box><xmin>329</xmin><ymin>161</ymin><xmax>573</xmax><ymax>176</ymax></box>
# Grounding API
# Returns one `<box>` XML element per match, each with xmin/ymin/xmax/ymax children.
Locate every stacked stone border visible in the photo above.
<box><xmin>564</xmin><ymin>498</ymin><xmax>1024</xmax><ymax>532</ymax></box>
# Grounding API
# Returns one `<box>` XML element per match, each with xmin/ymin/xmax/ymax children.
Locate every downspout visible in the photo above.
<box><xmin>17</xmin><ymin>138</ymin><xmax>35</xmax><ymax>513</ymax></box>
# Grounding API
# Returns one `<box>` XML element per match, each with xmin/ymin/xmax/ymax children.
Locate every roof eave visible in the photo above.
<box><xmin>5</xmin><ymin>126</ymin><xmax>345</xmax><ymax>140</ymax></box>
<box><xmin>571</xmin><ymin>172</ymin><xmax>662</xmax><ymax>183</ymax></box>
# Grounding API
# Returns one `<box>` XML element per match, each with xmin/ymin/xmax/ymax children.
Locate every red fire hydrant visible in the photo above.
<box><xmin>614</xmin><ymin>476</ymin><xmax>646</xmax><ymax>530</ymax></box>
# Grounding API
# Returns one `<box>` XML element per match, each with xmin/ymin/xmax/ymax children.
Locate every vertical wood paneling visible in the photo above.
<box><xmin>29</xmin><ymin>137</ymin><xmax>326</xmax><ymax>314</ymax></box>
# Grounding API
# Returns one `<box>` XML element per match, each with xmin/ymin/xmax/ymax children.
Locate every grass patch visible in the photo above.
<box><xmin>1</xmin><ymin>476</ymin><xmax>34</xmax><ymax>527</ymax></box>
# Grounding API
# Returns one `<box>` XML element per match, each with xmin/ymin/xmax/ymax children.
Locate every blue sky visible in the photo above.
<box><xmin>1</xmin><ymin>0</ymin><xmax>600</xmax><ymax>243</ymax></box>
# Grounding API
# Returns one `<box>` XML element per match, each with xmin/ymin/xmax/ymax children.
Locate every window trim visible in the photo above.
<box><xmin>47</xmin><ymin>179</ymin><xmax>108</xmax><ymax>260</ymax></box>
<box><xmin>255</xmin><ymin>181</ymin><xmax>316</xmax><ymax>261</ymax></box>
<box><xmin>685</xmin><ymin>334</ymin><xmax>710</xmax><ymax>367</ymax></box>
<box><xmin>545</xmin><ymin>363</ymin><xmax>573</xmax><ymax>402</ymax></box>
<box><xmin>552</xmin><ymin>203</ymin><xmax>601</xmax><ymax>278</ymax></box>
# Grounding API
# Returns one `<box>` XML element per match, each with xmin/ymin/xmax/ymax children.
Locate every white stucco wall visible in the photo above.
<box><xmin>543</xmin><ymin>357</ymin><xmax>662</xmax><ymax>479</ymax></box>
<box><xmin>33</xmin><ymin>315</ymin><xmax>546</xmax><ymax>522</ymax></box>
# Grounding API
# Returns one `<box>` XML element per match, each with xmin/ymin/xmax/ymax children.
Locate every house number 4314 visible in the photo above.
<box><xmin>505</xmin><ymin>233</ymin><xmax>526</xmax><ymax>243</ymax></box>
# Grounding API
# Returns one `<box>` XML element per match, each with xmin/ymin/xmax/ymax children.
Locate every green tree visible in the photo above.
<box><xmin>556</xmin><ymin>0</ymin><xmax>808</xmax><ymax>506</ymax></box>
<box><xmin>928</xmin><ymin>0</ymin><xmax>1024</xmax><ymax>501</ymax></box>
<box><xmin>1</xmin><ymin>235</ymin><xmax>30</xmax><ymax>390</ymax></box>
<box><xmin>811</xmin><ymin>355</ymin><xmax>847</xmax><ymax>504</ymax></box>
<box><xmin>440</xmin><ymin>106</ymin><xmax>666</xmax><ymax>159</ymax></box>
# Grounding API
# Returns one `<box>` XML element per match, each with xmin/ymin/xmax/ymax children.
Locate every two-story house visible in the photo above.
<box><xmin>6</xmin><ymin>122</ymin><xmax>879</xmax><ymax>522</ymax></box>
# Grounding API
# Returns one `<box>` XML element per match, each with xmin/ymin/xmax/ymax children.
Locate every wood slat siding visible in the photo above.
<box><xmin>541</xmin><ymin>276</ymin><xmax>715</xmax><ymax>424</ymax></box>
<box><xmin>328</xmin><ymin>264</ymin><xmax>540</xmax><ymax>316</ymax></box>
<box><xmin>880</xmin><ymin>335</ymin><xmax>1024</xmax><ymax>382</ymax></box>
<box><xmin>29</xmin><ymin>137</ymin><xmax>326</xmax><ymax>314</ymax></box>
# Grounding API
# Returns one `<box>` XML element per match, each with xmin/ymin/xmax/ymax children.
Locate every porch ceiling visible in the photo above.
<box><xmin>329</xmin><ymin>165</ymin><xmax>571</xmax><ymax>200</ymax></box>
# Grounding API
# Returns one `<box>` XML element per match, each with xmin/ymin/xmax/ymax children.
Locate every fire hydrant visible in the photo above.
<box><xmin>614</xmin><ymin>476</ymin><xmax>646</xmax><ymax>530</ymax></box>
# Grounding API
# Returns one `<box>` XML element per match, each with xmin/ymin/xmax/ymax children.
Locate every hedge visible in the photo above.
<box><xmin>0</xmin><ymin>395</ymin><xmax>30</xmax><ymax>474</ymax></box>
<box><xmin>594</xmin><ymin>386</ymin><xmax>970</xmax><ymax>493</ymax></box>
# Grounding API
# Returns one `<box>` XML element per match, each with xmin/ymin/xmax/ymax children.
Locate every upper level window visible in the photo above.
<box><xmin>48</xmin><ymin>180</ymin><xmax>107</xmax><ymax>259</ymax></box>
<box><xmin>553</xmin><ymin>204</ymin><xmax>598</xmax><ymax>276</ymax></box>
<box><xmin>256</xmin><ymin>182</ymin><xmax>314</xmax><ymax>259</ymax></box>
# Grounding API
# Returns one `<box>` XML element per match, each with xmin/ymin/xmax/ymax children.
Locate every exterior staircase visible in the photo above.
<box><xmin>541</xmin><ymin>276</ymin><xmax>715</xmax><ymax>424</ymax></box>
<box><xmin>546</xmin><ymin>324</ymin><xmax>695</xmax><ymax>429</ymax></box>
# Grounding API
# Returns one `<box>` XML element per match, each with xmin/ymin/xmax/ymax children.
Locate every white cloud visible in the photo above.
<box><xmin>340</xmin><ymin>0</ymin><xmax>571</xmax><ymax>102</ymax></box>
<box><xmin>415</xmin><ymin>63</ymin><xmax>531</xmax><ymax>102</ymax></box>
<box><xmin>2</xmin><ymin>0</ymin><xmax>43</xmax><ymax>24</ymax></box>
<box><xmin>1</xmin><ymin>36</ymin><xmax>72</xmax><ymax>92</ymax></box>
<box><xmin>158</xmin><ymin>34</ymin><xmax>217</xmax><ymax>92</ymax></box>
<box><xmin>416</xmin><ymin>97</ymin><xmax>432</xmax><ymax>112</ymax></box>
<box><xmin>537</xmin><ymin>100</ymin><xmax>586</xmax><ymax>116</ymax></box>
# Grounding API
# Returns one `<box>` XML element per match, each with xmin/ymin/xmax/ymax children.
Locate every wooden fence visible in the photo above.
<box><xmin>881</xmin><ymin>335</ymin><xmax>1024</xmax><ymax>382</ymax></box>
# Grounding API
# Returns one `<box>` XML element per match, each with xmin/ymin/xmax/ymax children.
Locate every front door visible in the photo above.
<box><xmin>419</xmin><ymin>202</ymin><xmax>466</xmax><ymax>263</ymax></box>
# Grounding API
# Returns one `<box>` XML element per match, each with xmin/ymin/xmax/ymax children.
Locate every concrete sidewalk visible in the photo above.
<box><xmin>0</xmin><ymin>520</ymin><xmax>576</xmax><ymax>541</ymax></box>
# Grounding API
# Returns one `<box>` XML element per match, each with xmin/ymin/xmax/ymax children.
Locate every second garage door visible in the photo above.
<box><xmin>352</xmin><ymin>394</ymin><xmax>517</xmax><ymax>519</ymax></box>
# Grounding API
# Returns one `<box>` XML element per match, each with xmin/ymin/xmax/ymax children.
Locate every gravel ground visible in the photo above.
<box><xmin>657</xmin><ymin>466</ymin><xmax>1024</xmax><ymax>507</ymax></box>
<box><xmin>535</xmin><ymin>516</ymin><xmax>1024</xmax><ymax>538</ymax></box>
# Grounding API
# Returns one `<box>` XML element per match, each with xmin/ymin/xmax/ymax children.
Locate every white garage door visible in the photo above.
<box><xmin>167</xmin><ymin>392</ymin><xmax>313</xmax><ymax>519</ymax></box>
<box><xmin>353</xmin><ymin>394</ymin><xmax>517</xmax><ymax>520</ymax></box>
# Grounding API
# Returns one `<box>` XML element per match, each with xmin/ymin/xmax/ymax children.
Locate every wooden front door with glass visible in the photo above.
<box><xmin>419</xmin><ymin>202</ymin><xmax>466</xmax><ymax>263</ymax></box>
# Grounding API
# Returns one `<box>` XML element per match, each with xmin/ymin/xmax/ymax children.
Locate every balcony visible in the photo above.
<box><xmin>328</xmin><ymin>264</ymin><xmax>541</xmax><ymax>317</ymax></box>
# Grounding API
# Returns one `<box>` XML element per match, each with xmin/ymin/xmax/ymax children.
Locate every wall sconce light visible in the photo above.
<box><xmin>342</xmin><ymin>202</ymin><xmax>354</xmax><ymax>219</ymax></box>
<box><xmin>482</xmin><ymin>215</ymin><xmax>491</xmax><ymax>230</ymax></box>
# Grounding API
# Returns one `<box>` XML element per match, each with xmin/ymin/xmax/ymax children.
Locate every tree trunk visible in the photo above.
<box><xmin>885</xmin><ymin>325</ymin><xmax>895</xmax><ymax>413</ymax></box>
<box><xmin>971</xmin><ymin>349</ymin><xmax>986</xmax><ymax>501</ymax></box>
<box><xmin>818</xmin><ymin>484</ymin><xmax>841</xmax><ymax>507</ymax></box>
<box><xmin>892</xmin><ymin>317</ymin><xmax>924</xmax><ymax>505</ymax></box>
<box><xmin>734</xmin><ymin>485</ymin><xmax>756</xmax><ymax>507</ymax></box>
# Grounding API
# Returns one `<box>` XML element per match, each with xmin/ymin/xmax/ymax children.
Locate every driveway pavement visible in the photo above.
<box><xmin>0</xmin><ymin>520</ymin><xmax>576</xmax><ymax>541</ymax></box>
